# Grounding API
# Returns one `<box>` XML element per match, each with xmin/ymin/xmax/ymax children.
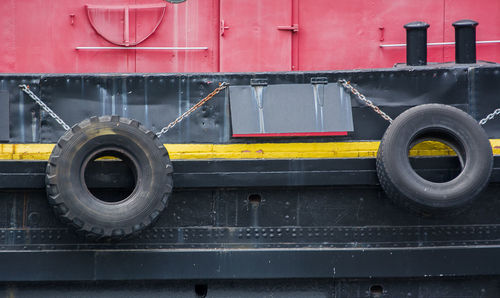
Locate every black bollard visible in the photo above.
<box><xmin>452</xmin><ymin>19</ymin><xmax>478</xmax><ymax>64</ymax></box>
<box><xmin>404</xmin><ymin>21</ymin><xmax>430</xmax><ymax>66</ymax></box>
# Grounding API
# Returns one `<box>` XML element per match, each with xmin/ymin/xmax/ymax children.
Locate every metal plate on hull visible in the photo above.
<box><xmin>229</xmin><ymin>82</ymin><xmax>353</xmax><ymax>137</ymax></box>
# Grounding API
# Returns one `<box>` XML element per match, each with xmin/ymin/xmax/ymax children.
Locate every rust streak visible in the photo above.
<box><xmin>22</xmin><ymin>192</ymin><xmax>27</xmax><ymax>228</ymax></box>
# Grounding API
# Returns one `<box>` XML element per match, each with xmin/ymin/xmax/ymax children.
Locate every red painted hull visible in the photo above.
<box><xmin>0</xmin><ymin>0</ymin><xmax>499</xmax><ymax>73</ymax></box>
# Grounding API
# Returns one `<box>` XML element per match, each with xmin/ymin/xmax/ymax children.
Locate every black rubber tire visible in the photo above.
<box><xmin>376</xmin><ymin>104</ymin><xmax>493</xmax><ymax>216</ymax></box>
<box><xmin>46</xmin><ymin>115</ymin><xmax>173</xmax><ymax>239</ymax></box>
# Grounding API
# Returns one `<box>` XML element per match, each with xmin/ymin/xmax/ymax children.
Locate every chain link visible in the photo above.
<box><xmin>18</xmin><ymin>84</ymin><xmax>71</xmax><ymax>131</ymax></box>
<box><xmin>156</xmin><ymin>82</ymin><xmax>229</xmax><ymax>137</ymax></box>
<box><xmin>479</xmin><ymin>108</ymin><xmax>500</xmax><ymax>125</ymax></box>
<box><xmin>339</xmin><ymin>79</ymin><xmax>500</xmax><ymax>126</ymax></box>
<box><xmin>338</xmin><ymin>79</ymin><xmax>393</xmax><ymax>123</ymax></box>
<box><xmin>28</xmin><ymin>78</ymin><xmax>498</xmax><ymax>133</ymax></box>
<box><xmin>19</xmin><ymin>83</ymin><xmax>229</xmax><ymax>137</ymax></box>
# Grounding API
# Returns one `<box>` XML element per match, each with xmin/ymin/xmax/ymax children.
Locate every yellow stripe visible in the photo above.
<box><xmin>1</xmin><ymin>140</ymin><xmax>499</xmax><ymax>160</ymax></box>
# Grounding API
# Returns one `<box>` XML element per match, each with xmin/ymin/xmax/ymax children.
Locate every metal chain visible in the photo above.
<box><xmin>19</xmin><ymin>82</ymin><xmax>229</xmax><ymax>137</ymax></box>
<box><xmin>156</xmin><ymin>82</ymin><xmax>229</xmax><ymax>137</ymax></box>
<box><xmin>339</xmin><ymin>79</ymin><xmax>500</xmax><ymax>126</ymax></box>
<box><xmin>338</xmin><ymin>79</ymin><xmax>393</xmax><ymax>123</ymax></box>
<box><xmin>18</xmin><ymin>84</ymin><xmax>71</xmax><ymax>131</ymax></box>
<box><xmin>479</xmin><ymin>108</ymin><xmax>500</xmax><ymax>125</ymax></box>
<box><xmin>24</xmin><ymin>77</ymin><xmax>498</xmax><ymax>133</ymax></box>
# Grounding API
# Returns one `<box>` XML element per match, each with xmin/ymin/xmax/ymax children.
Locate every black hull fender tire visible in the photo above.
<box><xmin>376</xmin><ymin>104</ymin><xmax>493</xmax><ymax>216</ymax></box>
<box><xmin>46</xmin><ymin>116</ymin><xmax>173</xmax><ymax>239</ymax></box>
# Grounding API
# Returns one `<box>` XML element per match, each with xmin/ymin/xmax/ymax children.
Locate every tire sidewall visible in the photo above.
<box><xmin>377</xmin><ymin>104</ymin><xmax>492</xmax><ymax>213</ymax></box>
<box><xmin>47</xmin><ymin>116</ymin><xmax>173</xmax><ymax>237</ymax></box>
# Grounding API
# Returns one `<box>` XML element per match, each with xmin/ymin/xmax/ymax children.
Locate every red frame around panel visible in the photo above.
<box><xmin>232</xmin><ymin>132</ymin><xmax>348</xmax><ymax>137</ymax></box>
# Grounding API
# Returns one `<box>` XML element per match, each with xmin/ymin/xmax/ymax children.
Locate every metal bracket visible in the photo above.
<box><xmin>311</xmin><ymin>77</ymin><xmax>328</xmax><ymax>84</ymax></box>
<box><xmin>220</xmin><ymin>19</ymin><xmax>230</xmax><ymax>36</ymax></box>
<box><xmin>277</xmin><ymin>24</ymin><xmax>299</xmax><ymax>32</ymax></box>
<box><xmin>250</xmin><ymin>78</ymin><xmax>268</xmax><ymax>86</ymax></box>
<box><xmin>76</xmin><ymin>46</ymin><xmax>208</xmax><ymax>50</ymax></box>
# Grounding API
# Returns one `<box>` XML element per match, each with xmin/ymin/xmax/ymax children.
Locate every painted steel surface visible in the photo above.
<box><xmin>219</xmin><ymin>0</ymin><xmax>293</xmax><ymax>71</ymax></box>
<box><xmin>2</xmin><ymin>0</ymin><xmax>500</xmax><ymax>285</ymax></box>
<box><xmin>4</xmin><ymin>155</ymin><xmax>500</xmax><ymax>189</ymax></box>
<box><xmin>0</xmin><ymin>65</ymin><xmax>478</xmax><ymax>145</ymax></box>
<box><xmin>229</xmin><ymin>83</ymin><xmax>353</xmax><ymax>136</ymax></box>
<box><xmin>0</xmin><ymin>91</ymin><xmax>8</xmax><ymax>141</ymax></box>
<box><xmin>1</xmin><ymin>278</ymin><xmax>499</xmax><ymax>297</ymax></box>
<box><xmin>0</xmin><ymin>0</ymin><xmax>219</xmax><ymax>73</ymax></box>
<box><xmin>3</xmin><ymin>140</ymin><xmax>500</xmax><ymax>161</ymax></box>
<box><xmin>86</xmin><ymin>3</ymin><xmax>167</xmax><ymax>46</ymax></box>
<box><xmin>1</xmin><ymin>0</ymin><xmax>500</xmax><ymax>73</ymax></box>
<box><xmin>2</xmin><ymin>184</ymin><xmax>500</xmax><ymax>280</ymax></box>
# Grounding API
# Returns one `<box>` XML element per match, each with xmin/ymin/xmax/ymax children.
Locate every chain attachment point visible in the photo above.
<box><xmin>19</xmin><ymin>82</ymin><xmax>230</xmax><ymax>137</ymax></box>
<box><xmin>155</xmin><ymin>82</ymin><xmax>229</xmax><ymax>138</ymax></box>
<box><xmin>338</xmin><ymin>79</ymin><xmax>393</xmax><ymax>123</ymax></box>
<box><xmin>19</xmin><ymin>84</ymin><xmax>71</xmax><ymax>131</ymax></box>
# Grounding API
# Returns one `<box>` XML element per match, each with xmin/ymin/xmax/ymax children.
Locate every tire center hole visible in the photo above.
<box><xmin>83</xmin><ymin>149</ymin><xmax>138</xmax><ymax>203</ymax></box>
<box><xmin>408</xmin><ymin>137</ymin><xmax>464</xmax><ymax>183</ymax></box>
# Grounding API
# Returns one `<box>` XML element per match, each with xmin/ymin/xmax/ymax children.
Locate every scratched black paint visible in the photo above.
<box><xmin>1</xmin><ymin>64</ymin><xmax>488</xmax><ymax>144</ymax></box>
<box><xmin>1</xmin><ymin>64</ymin><xmax>500</xmax><ymax>283</ymax></box>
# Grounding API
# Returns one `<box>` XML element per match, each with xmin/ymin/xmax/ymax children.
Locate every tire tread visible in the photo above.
<box><xmin>46</xmin><ymin>116</ymin><xmax>173</xmax><ymax>240</ymax></box>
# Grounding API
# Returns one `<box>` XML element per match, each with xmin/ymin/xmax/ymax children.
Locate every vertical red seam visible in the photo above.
<box><xmin>292</xmin><ymin>0</ymin><xmax>299</xmax><ymax>71</ymax></box>
<box><xmin>217</xmin><ymin>0</ymin><xmax>221</xmax><ymax>72</ymax></box>
<box><xmin>442</xmin><ymin>0</ymin><xmax>446</xmax><ymax>62</ymax></box>
<box><xmin>134</xmin><ymin>0</ymin><xmax>137</xmax><ymax>72</ymax></box>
